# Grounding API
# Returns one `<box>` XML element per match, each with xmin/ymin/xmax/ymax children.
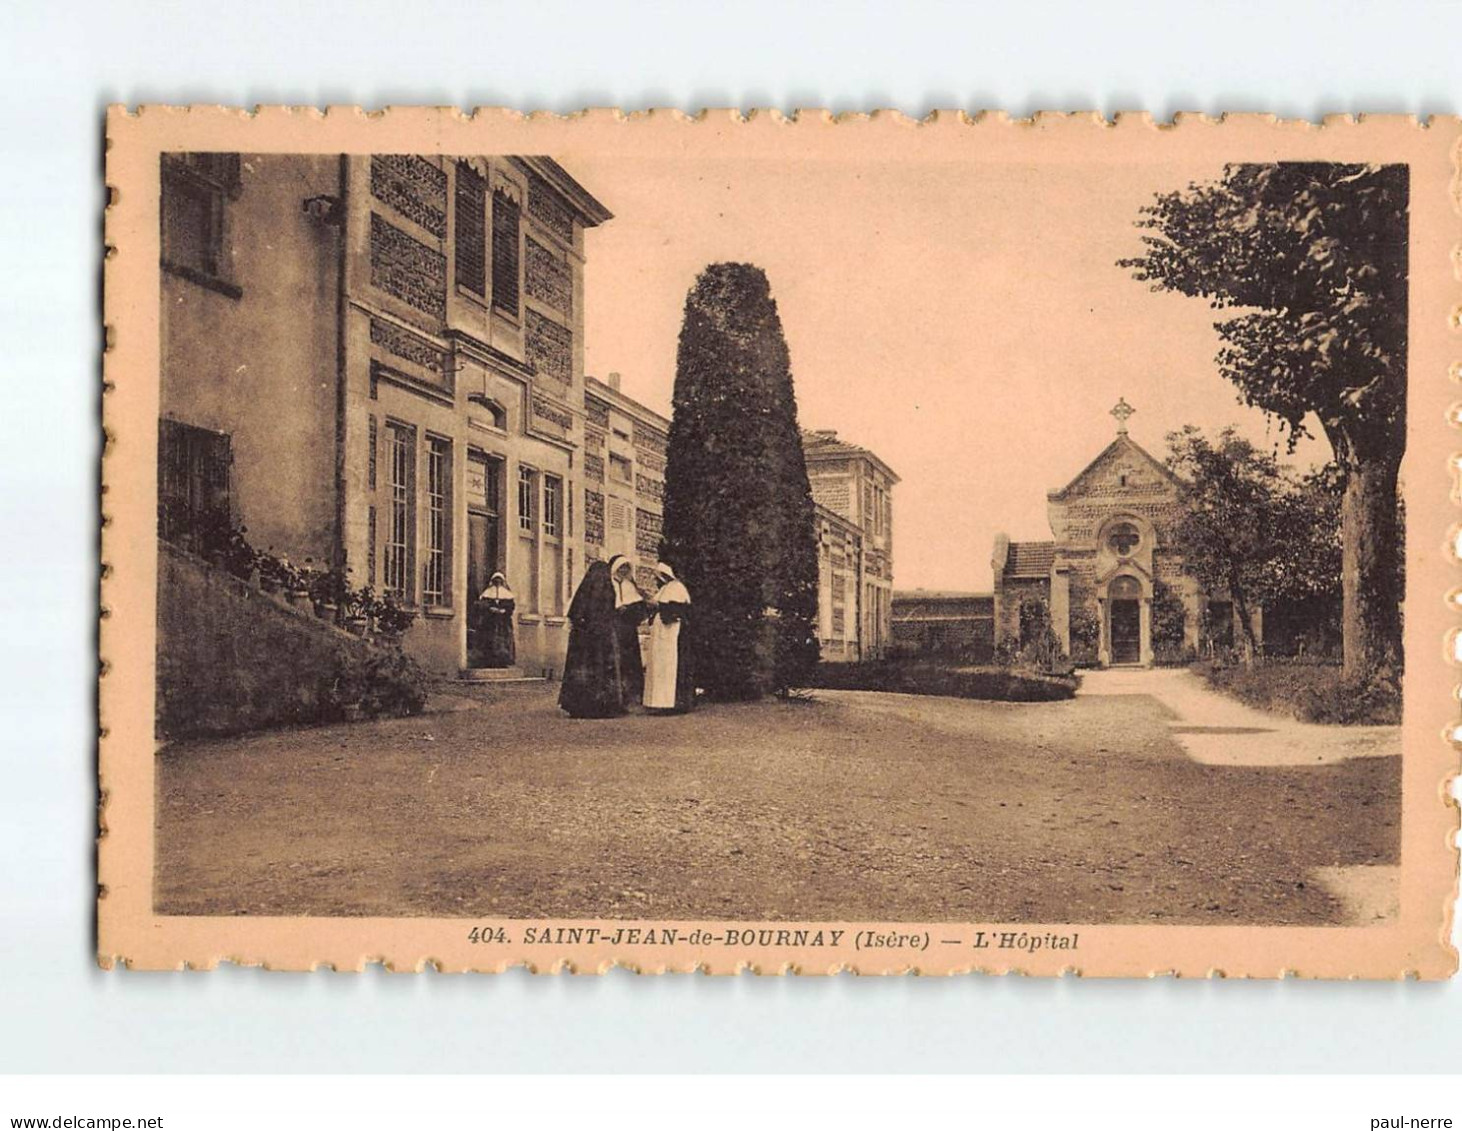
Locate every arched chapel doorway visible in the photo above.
<box><xmin>1100</xmin><ymin>573</ymin><xmax>1151</xmax><ymax>667</ymax></box>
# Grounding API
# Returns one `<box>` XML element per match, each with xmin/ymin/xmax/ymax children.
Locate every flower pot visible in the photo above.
<box><xmin>259</xmin><ymin>577</ymin><xmax>282</xmax><ymax>596</ymax></box>
<box><xmin>286</xmin><ymin>589</ymin><xmax>311</xmax><ymax>609</ymax></box>
<box><xmin>345</xmin><ymin>615</ymin><xmax>370</xmax><ymax>637</ymax></box>
<box><xmin>314</xmin><ymin>602</ymin><xmax>339</xmax><ymax>622</ymax></box>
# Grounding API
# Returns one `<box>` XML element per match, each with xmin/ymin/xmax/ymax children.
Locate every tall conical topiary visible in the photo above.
<box><xmin>661</xmin><ymin>263</ymin><xmax>821</xmax><ymax>700</ymax></box>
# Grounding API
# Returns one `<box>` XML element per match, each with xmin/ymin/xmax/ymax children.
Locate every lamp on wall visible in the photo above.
<box><xmin>302</xmin><ymin>194</ymin><xmax>343</xmax><ymax>226</ymax></box>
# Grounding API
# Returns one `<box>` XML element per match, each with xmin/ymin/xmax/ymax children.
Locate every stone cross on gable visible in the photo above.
<box><xmin>1110</xmin><ymin>397</ymin><xmax>1136</xmax><ymax>434</ymax></box>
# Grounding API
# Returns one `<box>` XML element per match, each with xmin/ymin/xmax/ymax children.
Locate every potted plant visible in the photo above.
<box><xmin>373</xmin><ymin>591</ymin><xmax>416</xmax><ymax>645</ymax></box>
<box><xmin>309</xmin><ymin>563</ymin><xmax>348</xmax><ymax>622</ymax></box>
<box><xmin>342</xmin><ymin>584</ymin><xmax>374</xmax><ymax>637</ymax></box>
<box><xmin>256</xmin><ymin>549</ymin><xmax>288</xmax><ymax>596</ymax></box>
<box><xmin>197</xmin><ymin>509</ymin><xmax>256</xmax><ymax>580</ymax></box>
<box><xmin>284</xmin><ymin>557</ymin><xmax>311</xmax><ymax>609</ymax></box>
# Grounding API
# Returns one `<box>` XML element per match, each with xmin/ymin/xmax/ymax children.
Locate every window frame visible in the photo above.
<box><xmin>423</xmin><ymin>435</ymin><xmax>452</xmax><ymax>608</ymax></box>
<box><xmin>1107</xmin><ymin>522</ymin><xmax>1142</xmax><ymax>557</ymax></box>
<box><xmin>383</xmin><ymin>421</ymin><xmax>416</xmax><ymax>603</ymax></box>
<box><xmin>160</xmin><ymin>153</ymin><xmax>243</xmax><ymax>299</ymax></box>
<box><xmin>517</xmin><ymin>465</ymin><xmax>538</xmax><ymax>534</ymax></box>
<box><xmin>543</xmin><ymin>474</ymin><xmax>563</xmax><ymax>540</ymax></box>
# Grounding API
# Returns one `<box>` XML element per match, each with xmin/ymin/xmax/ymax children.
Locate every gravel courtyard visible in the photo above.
<box><xmin>155</xmin><ymin>682</ymin><xmax>1400</xmax><ymax>925</ymax></box>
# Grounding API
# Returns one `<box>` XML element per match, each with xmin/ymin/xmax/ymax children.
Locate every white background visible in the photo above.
<box><xmin>1</xmin><ymin>0</ymin><xmax>1459</xmax><ymax>1076</ymax></box>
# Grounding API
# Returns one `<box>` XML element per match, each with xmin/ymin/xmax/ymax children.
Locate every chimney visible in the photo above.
<box><xmin>607</xmin><ymin>371</ymin><xmax>622</xmax><ymax>392</ymax></box>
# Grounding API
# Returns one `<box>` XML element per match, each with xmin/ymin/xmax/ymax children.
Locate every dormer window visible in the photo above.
<box><xmin>1107</xmin><ymin>522</ymin><xmax>1140</xmax><ymax>556</ymax></box>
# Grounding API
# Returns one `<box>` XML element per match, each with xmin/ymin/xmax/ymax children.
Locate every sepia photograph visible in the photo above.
<box><xmin>98</xmin><ymin>110</ymin><xmax>1458</xmax><ymax>976</ymax></box>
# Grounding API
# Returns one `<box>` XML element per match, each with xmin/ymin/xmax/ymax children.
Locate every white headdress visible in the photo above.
<box><xmin>607</xmin><ymin>554</ymin><xmax>638</xmax><ymax>608</ymax></box>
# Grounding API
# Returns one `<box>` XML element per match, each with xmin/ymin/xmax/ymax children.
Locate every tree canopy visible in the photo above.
<box><xmin>1124</xmin><ymin>163</ymin><xmax>1407</xmax><ymax>675</ymax></box>
<box><xmin>1122</xmin><ymin>162</ymin><xmax>1407</xmax><ymax>461</ymax></box>
<box><xmin>1165</xmin><ymin>426</ymin><xmax>1344</xmax><ymax>658</ymax></box>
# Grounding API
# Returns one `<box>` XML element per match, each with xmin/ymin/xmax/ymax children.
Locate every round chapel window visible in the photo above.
<box><xmin>1107</xmin><ymin>522</ymin><xmax>1141</xmax><ymax>556</ymax></box>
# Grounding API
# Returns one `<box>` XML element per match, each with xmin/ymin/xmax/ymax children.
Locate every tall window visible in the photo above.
<box><xmin>157</xmin><ymin>418</ymin><xmax>231</xmax><ymax>548</ymax></box>
<box><xmin>543</xmin><ymin>475</ymin><xmax>562</xmax><ymax>538</ymax></box>
<box><xmin>491</xmin><ymin>188</ymin><xmax>521</xmax><ymax>316</ymax></box>
<box><xmin>384</xmin><ymin>423</ymin><xmax>414</xmax><ymax>600</ymax></box>
<box><xmin>518</xmin><ymin>466</ymin><xmax>537</xmax><ymax>533</ymax></box>
<box><xmin>424</xmin><ymin>437</ymin><xmax>451</xmax><ymax>607</ymax></box>
<box><xmin>454</xmin><ymin>163</ymin><xmax>486</xmax><ymax>296</ymax></box>
<box><xmin>161</xmin><ymin>153</ymin><xmax>241</xmax><ymax>294</ymax></box>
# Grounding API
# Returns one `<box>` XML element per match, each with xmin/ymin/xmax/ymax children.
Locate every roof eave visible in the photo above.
<box><xmin>516</xmin><ymin>156</ymin><xmax>615</xmax><ymax>227</ymax></box>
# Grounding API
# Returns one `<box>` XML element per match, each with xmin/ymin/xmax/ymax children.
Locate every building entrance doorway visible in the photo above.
<box><xmin>465</xmin><ymin>455</ymin><xmax>504</xmax><ymax>667</ymax></box>
<box><xmin>1109</xmin><ymin>599</ymin><xmax>1141</xmax><ymax>664</ymax></box>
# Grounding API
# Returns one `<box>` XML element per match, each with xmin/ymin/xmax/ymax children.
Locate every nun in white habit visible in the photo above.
<box><xmin>644</xmin><ymin>561</ymin><xmax>695</xmax><ymax>714</ymax></box>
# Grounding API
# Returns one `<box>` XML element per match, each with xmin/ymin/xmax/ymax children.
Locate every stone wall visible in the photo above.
<box><xmin>156</xmin><ymin>542</ymin><xmax>411</xmax><ymax>740</ymax></box>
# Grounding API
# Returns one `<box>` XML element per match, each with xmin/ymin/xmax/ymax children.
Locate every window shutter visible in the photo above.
<box><xmin>454</xmin><ymin>164</ymin><xmax>486</xmax><ymax>296</ymax></box>
<box><xmin>491</xmin><ymin>189</ymin><xmax>520</xmax><ymax>315</ymax></box>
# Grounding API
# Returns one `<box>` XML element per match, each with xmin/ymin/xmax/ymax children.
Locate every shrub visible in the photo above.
<box><xmin>359</xmin><ymin>648</ymin><xmax>430</xmax><ymax>718</ymax></box>
<box><xmin>1192</xmin><ymin>657</ymin><xmax>1400</xmax><ymax>726</ymax></box>
<box><xmin>1151</xmin><ymin>580</ymin><xmax>1188</xmax><ymax>650</ymax></box>
<box><xmin>807</xmin><ymin>659</ymin><xmax>1076</xmax><ymax>702</ymax></box>
<box><xmin>1069</xmin><ymin>607</ymin><xmax>1100</xmax><ymax>665</ymax></box>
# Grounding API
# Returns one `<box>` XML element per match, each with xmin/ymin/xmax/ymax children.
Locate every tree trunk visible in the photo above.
<box><xmin>1229</xmin><ymin>570</ymin><xmax>1258</xmax><ymax>667</ymax></box>
<box><xmin>1339</xmin><ymin>454</ymin><xmax>1403</xmax><ymax>680</ymax></box>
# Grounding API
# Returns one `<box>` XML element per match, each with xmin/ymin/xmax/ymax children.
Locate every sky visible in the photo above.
<box><xmin>577</xmin><ymin>154</ymin><xmax>1333</xmax><ymax>592</ymax></box>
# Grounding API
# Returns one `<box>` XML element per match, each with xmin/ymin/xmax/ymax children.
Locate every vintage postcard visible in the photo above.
<box><xmin>100</xmin><ymin>107</ymin><xmax>1460</xmax><ymax>976</ymax></box>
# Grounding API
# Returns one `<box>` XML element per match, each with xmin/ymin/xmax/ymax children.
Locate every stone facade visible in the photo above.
<box><xmin>804</xmin><ymin>430</ymin><xmax>899</xmax><ymax>661</ymax></box>
<box><xmin>991</xmin><ymin>419</ymin><xmax>1255</xmax><ymax>667</ymax></box>
<box><xmin>160</xmin><ymin>152</ymin><xmax>613</xmax><ymax>677</ymax></box>
<box><xmin>582</xmin><ymin>374</ymin><xmax>668</xmax><ymax>595</ymax></box>
<box><xmin>159</xmin><ymin>151</ymin><xmax>896</xmax><ymax>680</ymax></box>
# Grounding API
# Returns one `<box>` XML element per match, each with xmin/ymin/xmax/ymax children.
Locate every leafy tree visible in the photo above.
<box><xmin>661</xmin><ymin>263</ymin><xmax>820</xmax><ymax>700</ymax></box>
<box><xmin>1018</xmin><ymin>594</ymin><xmax>1050</xmax><ymax>648</ymax></box>
<box><xmin>1165</xmin><ymin>427</ymin><xmax>1290</xmax><ymax>661</ymax></box>
<box><xmin>1150</xmin><ymin>579</ymin><xmax>1189</xmax><ymax>654</ymax></box>
<box><xmin>1122</xmin><ymin>163</ymin><xmax>1407</xmax><ymax>677</ymax></box>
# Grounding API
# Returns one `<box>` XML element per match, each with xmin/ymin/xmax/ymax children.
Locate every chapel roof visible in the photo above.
<box><xmin>1046</xmin><ymin>433</ymin><xmax>1182</xmax><ymax>502</ymax></box>
<box><xmin>1003</xmin><ymin>541</ymin><xmax>1056</xmax><ymax>578</ymax></box>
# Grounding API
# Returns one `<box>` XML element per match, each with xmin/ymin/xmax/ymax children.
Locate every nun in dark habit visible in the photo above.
<box><xmin>558</xmin><ymin>560</ymin><xmax>625</xmax><ymax>718</ymax></box>
<box><xmin>607</xmin><ymin>554</ymin><xmax>649</xmax><ymax>708</ymax></box>
<box><xmin>471</xmin><ymin>571</ymin><xmax>516</xmax><ymax>667</ymax></box>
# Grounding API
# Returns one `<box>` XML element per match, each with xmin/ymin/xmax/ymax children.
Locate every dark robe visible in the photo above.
<box><xmin>615</xmin><ymin>599</ymin><xmax>648</xmax><ymax>705</ymax></box>
<box><xmin>559</xmin><ymin>561</ymin><xmax>625</xmax><ymax>718</ymax></box>
<box><xmin>469</xmin><ymin>591</ymin><xmax>516</xmax><ymax>667</ymax></box>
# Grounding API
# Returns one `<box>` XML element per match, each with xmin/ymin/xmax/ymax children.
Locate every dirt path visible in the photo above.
<box><xmin>1077</xmin><ymin>667</ymin><xmax>1400</xmax><ymax>767</ymax></box>
<box><xmin>1078</xmin><ymin>668</ymin><xmax>1402</xmax><ymax>921</ymax></box>
<box><xmin>155</xmin><ymin>685</ymin><xmax>1399</xmax><ymax>925</ymax></box>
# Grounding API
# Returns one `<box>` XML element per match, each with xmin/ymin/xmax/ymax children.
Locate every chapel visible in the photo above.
<box><xmin>991</xmin><ymin>399</ymin><xmax>1251</xmax><ymax>667</ymax></box>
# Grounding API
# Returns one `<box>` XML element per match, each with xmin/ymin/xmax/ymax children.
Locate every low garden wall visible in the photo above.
<box><xmin>156</xmin><ymin>541</ymin><xmax>427</xmax><ymax>740</ymax></box>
